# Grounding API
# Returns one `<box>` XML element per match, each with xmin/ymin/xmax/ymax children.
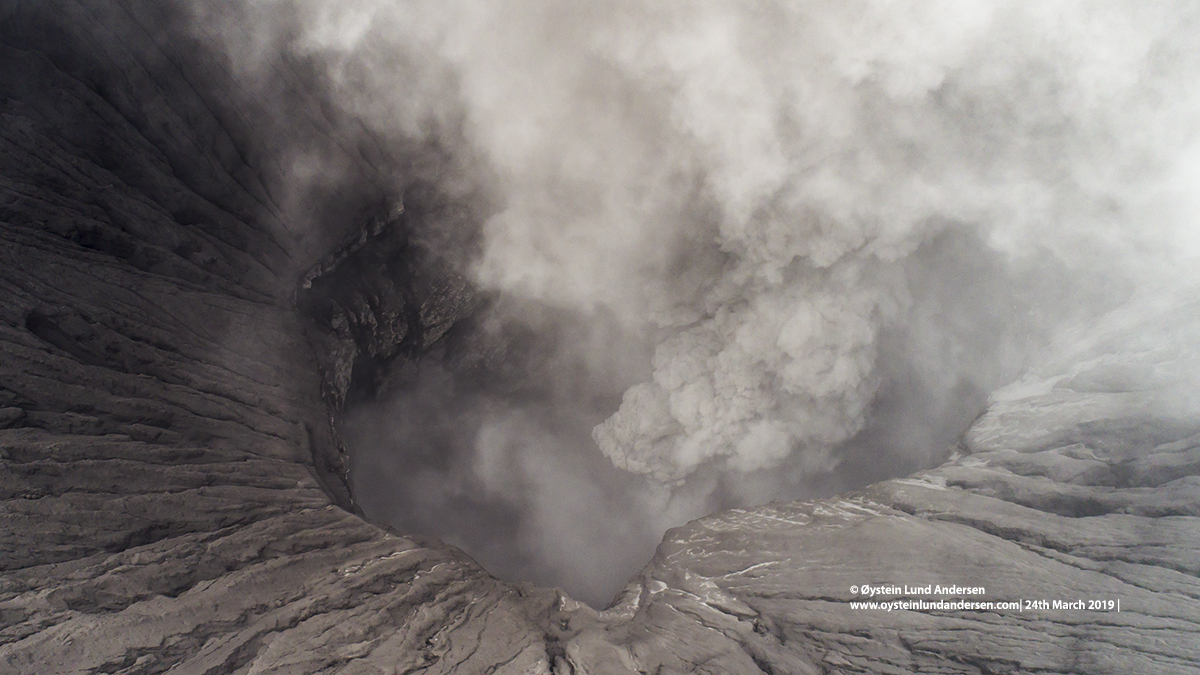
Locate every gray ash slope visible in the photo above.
<box><xmin>0</xmin><ymin>1</ymin><xmax>1198</xmax><ymax>673</ymax></box>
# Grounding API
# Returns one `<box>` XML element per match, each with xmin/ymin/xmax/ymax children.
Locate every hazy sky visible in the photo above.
<box><xmin>194</xmin><ymin>0</ymin><xmax>1200</xmax><ymax>606</ymax></box>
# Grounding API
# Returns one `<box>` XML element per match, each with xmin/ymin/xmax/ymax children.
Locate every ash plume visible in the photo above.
<box><xmin>187</xmin><ymin>0</ymin><xmax>1200</xmax><ymax>605</ymax></box>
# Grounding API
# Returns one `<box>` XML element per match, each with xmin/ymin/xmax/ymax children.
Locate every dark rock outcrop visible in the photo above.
<box><xmin>296</xmin><ymin>196</ymin><xmax>478</xmax><ymax>412</ymax></box>
<box><xmin>1</xmin><ymin>2</ymin><xmax>1197</xmax><ymax>673</ymax></box>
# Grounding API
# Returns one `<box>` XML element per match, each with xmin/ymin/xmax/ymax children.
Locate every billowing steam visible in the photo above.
<box><xmin>191</xmin><ymin>0</ymin><xmax>1200</xmax><ymax>604</ymax></box>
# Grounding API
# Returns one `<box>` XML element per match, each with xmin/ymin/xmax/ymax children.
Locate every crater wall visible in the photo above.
<box><xmin>1</xmin><ymin>2</ymin><xmax>1197</xmax><ymax>673</ymax></box>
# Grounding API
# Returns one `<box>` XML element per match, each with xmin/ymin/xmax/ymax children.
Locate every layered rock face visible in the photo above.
<box><xmin>1</xmin><ymin>2</ymin><xmax>1198</xmax><ymax>674</ymax></box>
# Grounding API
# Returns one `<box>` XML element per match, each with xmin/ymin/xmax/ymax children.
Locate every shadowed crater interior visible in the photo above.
<box><xmin>297</xmin><ymin>200</ymin><xmax>1086</xmax><ymax>607</ymax></box>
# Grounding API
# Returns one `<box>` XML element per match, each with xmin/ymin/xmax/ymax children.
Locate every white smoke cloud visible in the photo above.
<box><xmin>341</xmin><ymin>0</ymin><xmax>1196</xmax><ymax>483</ymax></box>
<box><xmin>194</xmin><ymin>0</ymin><xmax>1200</xmax><ymax>602</ymax></box>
